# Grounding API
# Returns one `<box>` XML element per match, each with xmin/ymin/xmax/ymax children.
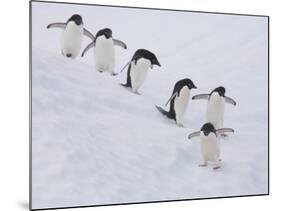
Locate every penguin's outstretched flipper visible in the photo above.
<box><xmin>192</xmin><ymin>94</ymin><xmax>209</xmax><ymax>100</ymax></box>
<box><xmin>112</xmin><ymin>62</ymin><xmax>130</xmax><ymax>76</ymax></box>
<box><xmin>83</xmin><ymin>28</ymin><xmax>95</xmax><ymax>40</ymax></box>
<box><xmin>216</xmin><ymin>128</ymin><xmax>234</xmax><ymax>139</ymax></box>
<box><xmin>216</xmin><ymin>128</ymin><xmax>235</xmax><ymax>135</ymax></box>
<box><xmin>47</xmin><ymin>22</ymin><xmax>66</xmax><ymax>29</ymax></box>
<box><xmin>81</xmin><ymin>41</ymin><xmax>95</xmax><ymax>57</ymax></box>
<box><xmin>120</xmin><ymin>64</ymin><xmax>132</xmax><ymax>87</ymax></box>
<box><xmin>188</xmin><ymin>131</ymin><xmax>201</xmax><ymax>139</ymax></box>
<box><xmin>113</xmin><ymin>39</ymin><xmax>127</xmax><ymax>49</ymax></box>
<box><xmin>225</xmin><ymin>96</ymin><xmax>237</xmax><ymax>106</ymax></box>
<box><xmin>165</xmin><ymin>92</ymin><xmax>177</xmax><ymax>107</ymax></box>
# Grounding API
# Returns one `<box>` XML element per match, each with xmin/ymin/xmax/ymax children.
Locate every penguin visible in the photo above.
<box><xmin>155</xmin><ymin>78</ymin><xmax>196</xmax><ymax>127</ymax></box>
<box><xmin>192</xmin><ymin>86</ymin><xmax>236</xmax><ymax>131</ymax></box>
<box><xmin>47</xmin><ymin>14</ymin><xmax>95</xmax><ymax>58</ymax></box>
<box><xmin>121</xmin><ymin>49</ymin><xmax>161</xmax><ymax>94</ymax></box>
<box><xmin>188</xmin><ymin>122</ymin><xmax>234</xmax><ymax>170</ymax></box>
<box><xmin>81</xmin><ymin>28</ymin><xmax>127</xmax><ymax>75</ymax></box>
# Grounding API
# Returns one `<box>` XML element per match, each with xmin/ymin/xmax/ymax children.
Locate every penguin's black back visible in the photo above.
<box><xmin>125</xmin><ymin>64</ymin><xmax>132</xmax><ymax>88</ymax></box>
<box><xmin>131</xmin><ymin>49</ymin><xmax>157</xmax><ymax>64</ymax></box>
<box><xmin>167</xmin><ymin>97</ymin><xmax>176</xmax><ymax>120</ymax></box>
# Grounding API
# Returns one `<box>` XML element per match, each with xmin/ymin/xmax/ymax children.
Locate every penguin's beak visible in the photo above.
<box><xmin>192</xmin><ymin>84</ymin><xmax>197</xmax><ymax>89</ymax></box>
<box><xmin>157</xmin><ymin>62</ymin><xmax>161</xmax><ymax>67</ymax></box>
<box><xmin>154</xmin><ymin>60</ymin><xmax>161</xmax><ymax>67</ymax></box>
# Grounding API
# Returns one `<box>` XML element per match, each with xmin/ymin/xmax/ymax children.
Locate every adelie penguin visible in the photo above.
<box><xmin>81</xmin><ymin>28</ymin><xmax>127</xmax><ymax>75</ymax></box>
<box><xmin>47</xmin><ymin>14</ymin><xmax>95</xmax><ymax>58</ymax></box>
<box><xmin>155</xmin><ymin>78</ymin><xmax>196</xmax><ymax>127</ymax></box>
<box><xmin>188</xmin><ymin>122</ymin><xmax>234</xmax><ymax>170</ymax></box>
<box><xmin>192</xmin><ymin>86</ymin><xmax>236</xmax><ymax>132</ymax></box>
<box><xmin>121</xmin><ymin>49</ymin><xmax>161</xmax><ymax>94</ymax></box>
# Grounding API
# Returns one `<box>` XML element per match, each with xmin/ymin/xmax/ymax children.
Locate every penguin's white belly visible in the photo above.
<box><xmin>200</xmin><ymin>133</ymin><xmax>220</xmax><ymax>161</ymax></box>
<box><xmin>174</xmin><ymin>86</ymin><xmax>190</xmax><ymax>124</ymax></box>
<box><xmin>60</xmin><ymin>23</ymin><xmax>83</xmax><ymax>58</ymax></box>
<box><xmin>130</xmin><ymin>58</ymin><xmax>151</xmax><ymax>92</ymax></box>
<box><xmin>94</xmin><ymin>37</ymin><xmax>115</xmax><ymax>73</ymax></box>
<box><xmin>207</xmin><ymin>94</ymin><xmax>225</xmax><ymax>128</ymax></box>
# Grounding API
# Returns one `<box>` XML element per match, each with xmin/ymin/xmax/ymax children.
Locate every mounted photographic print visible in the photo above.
<box><xmin>30</xmin><ymin>0</ymin><xmax>269</xmax><ymax>210</ymax></box>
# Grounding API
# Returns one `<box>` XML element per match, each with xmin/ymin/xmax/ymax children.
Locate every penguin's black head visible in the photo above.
<box><xmin>68</xmin><ymin>14</ymin><xmax>83</xmax><ymax>25</ymax></box>
<box><xmin>96</xmin><ymin>28</ymin><xmax>112</xmax><ymax>39</ymax></box>
<box><xmin>201</xmin><ymin>123</ymin><xmax>216</xmax><ymax>136</ymax></box>
<box><xmin>211</xmin><ymin>86</ymin><xmax>225</xmax><ymax>97</ymax></box>
<box><xmin>174</xmin><ymin>78</ymin><xmax>196</xmax><ymax>93</ymax></box>
<box><xmin>134</xmin><ymin>49</ymin><xmax>161</xmax><ymax>67</ymax></box>
<box><xmin>184</xmin><ymin>78</ymin><xmax>197</xmax><ymax>89</ymax></box>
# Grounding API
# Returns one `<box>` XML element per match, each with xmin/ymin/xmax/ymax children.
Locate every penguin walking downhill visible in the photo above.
<box><xmin>192</xmin><ymin>86</ymin><xmax>236</xmax><ymax>132</ymax></box>
<box><xmin>188</xmin><ymin>122</ymin><xmax>234</xmax><ymax>170</ymax></box>
<box><xmin>81</xmin><ymin>28</ymin><xmax>127</xmax><ymax>75</ymax></box>
<box><xmin>121</xmin><ymin>49</ymin><xmax>161</xmax><ymax>94</ymax></box>
<box><xmin>156</xmin><ymin>78</ymin><xmax>196</xmax><ymax>127</ymax></box>
<box><xmin>47</xmin><ymin>14</ymin><xmax>95</xmax><ymax>58</ymax></box>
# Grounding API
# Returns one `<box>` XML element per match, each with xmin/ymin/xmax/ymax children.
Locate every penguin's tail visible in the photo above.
<box><xmin>155</xmin><ymin>105</ymin><xmax>173</xmax><ymax>119</ymax></box>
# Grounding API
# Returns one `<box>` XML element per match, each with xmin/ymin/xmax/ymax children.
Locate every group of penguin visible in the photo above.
<box><xmin>47</xmin><ymin>14</ymin><xmax>237</xmax><ymax>170</ymax></box>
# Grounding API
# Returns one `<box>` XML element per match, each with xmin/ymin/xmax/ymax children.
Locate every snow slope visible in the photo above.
<box><xmin>31</xmin><ymin>2</ymin><xmax>268</xmax><ymax>209</ymax></box>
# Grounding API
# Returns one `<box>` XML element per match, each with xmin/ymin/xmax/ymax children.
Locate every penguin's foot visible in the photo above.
<box><xmin>177</xmin><ymin>123</ymin><xmax>185</xmax><ymax>128</ymax></box>
<box><xmin>213</xmin><ymin>165</ymin><xmax>221</xmax><ymax>170</ymax></box>
<box><xmin>97</xmin><ymin>70</ymin><xmax>103</xmax><ymax>73</ymax></box>
<box><xmin>111</xmin><ymin>72</ymin><xmax>118</xmax><ymax>76</ymax></box>
<box><xmin>133</xmin><ymin>90</ymin><xmax>141</xmax><ymax>95</ymax></box>
<box><xmin>66</xmin><ymin>53</ymin><xmax>72</xmax><ymax>58</ymax></box>
<box><xmin>199</xmin><ymin>161</ymin><xmax>208</xmax><ymax>167</ymax></box>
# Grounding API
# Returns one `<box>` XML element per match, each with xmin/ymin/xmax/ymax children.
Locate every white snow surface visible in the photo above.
<box><xmin>31</xmin><ymin>2</ymin><xmax>268</xmax><ymax>209</ymax></box>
